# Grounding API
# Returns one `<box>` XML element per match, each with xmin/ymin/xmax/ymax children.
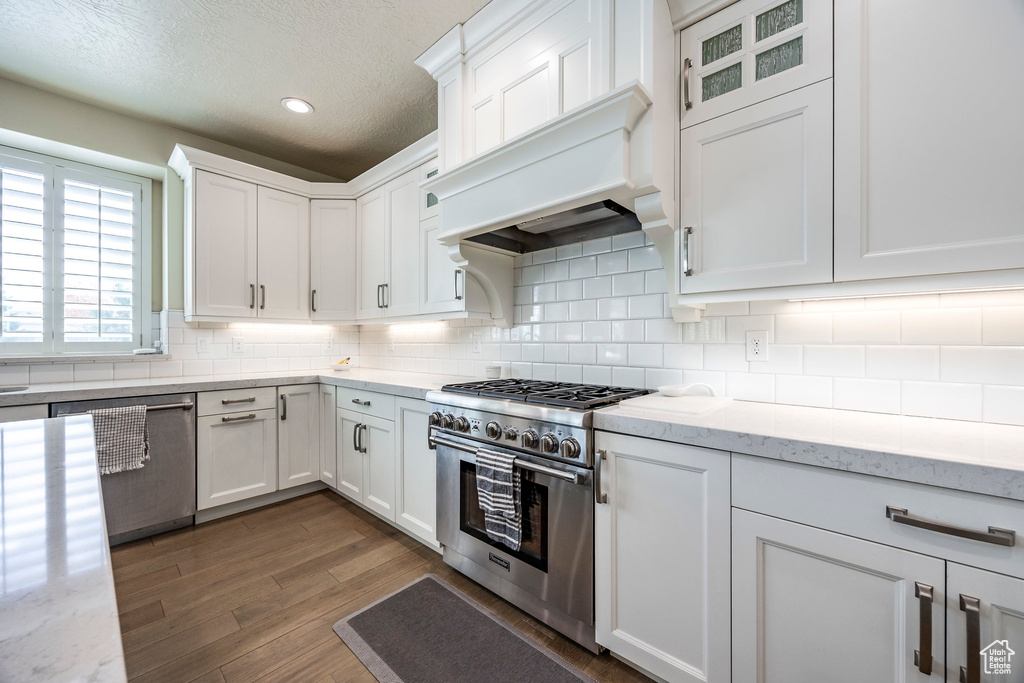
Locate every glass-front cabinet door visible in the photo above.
<box><xmin>680</xmin><ymin>0</ymin><xmax>832</xmax><ymax>129</ymax></box>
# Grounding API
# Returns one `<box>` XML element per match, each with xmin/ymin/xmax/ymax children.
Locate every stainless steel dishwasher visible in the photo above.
<box><xmin>51</xmin><ymin>393</ymin><xmax>197</xmax><ymax>545</ymax></box>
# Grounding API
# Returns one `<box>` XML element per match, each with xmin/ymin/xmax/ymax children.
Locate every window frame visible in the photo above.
<box><xmin>0</xmin><ymin>144</ymin><xmax>152</xmax><ymax>356</ymax></box>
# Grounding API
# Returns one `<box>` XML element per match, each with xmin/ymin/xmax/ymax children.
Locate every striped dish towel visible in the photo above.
<box><xmin>476</xmin><ymin>449</ymin><xmax>522</xmax><ymax>552</ymax></box>
<box><xmin>88</xmin><ymin>406</ymin><xmax>150</xmax><ymax>475</ymax></box>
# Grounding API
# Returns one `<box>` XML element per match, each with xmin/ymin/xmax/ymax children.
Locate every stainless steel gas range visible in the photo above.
<box><xmin>426</xmin><ymin>379</ymin><xmax>649</xmax><ymax>653</ymax></box>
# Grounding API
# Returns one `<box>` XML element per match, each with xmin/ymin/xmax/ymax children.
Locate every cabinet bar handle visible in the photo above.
<box><xmin>383</xmin><ymin>283</ymin><xmax>389</xmax><ymax>308</ymax></box>
<box><xmin>886</xmin><ymin>506</ymin><xmax>1015</xmax><ymax>547</ymax></box>
<box><xmin>683</xmin><ymin>57</ymin><xmax>693</xmax><ymax>111</ymax></box>
<box><xmin>595</xmin><ymin>450</ymin><xmax>608</xmax><ymax>504</ymax></box>
<box><xmin>359</xmin><ymin>423</ymin><xmax>368</xmax><ymax>453</ymax></box>
<box><xmin>222</xmin><ymin>397</ymin><xmax>256</xmax><ymax>405</ymax></box>
<box><xmin>353</xmin><ymin>422</ymin><xmax>362</xmax><ymax>451</ymax></box>
<box><xmin>280</xmin><ymin>394</ymin><xmax>287</xmax><ymax>420</ymax></box>
<box><xmin>455</xmin><ymin>270</ymin><xmax>463</xmax><ymax>300</ymax></box>
<box><xmin>351</xmin><ymin>398</ymin><xmax>370</xmax><ymax>406</ymax></box>
<box><xmin>250</xmin><ymin>284</ymin><xmax>256</xmax><ymax>309</ymax></box>
<box><xmin>222</xmin><ymin>413</ymin><xmax>256</xmax><ymax>422</ymax></box>
<box><xmin>959</xmin><ymin>594</ymin><xmax>981</xmax><ymax>683</ymax></box>
<box><xmin>914</xmin><ymin>582</ymin><xmax>933</xmax><ymax>676</ymax></box>
<box><xmin>682</xmin><ymin>226</ymin><xmax>694</xmax><ymax>277</ymax></box>
<box><xmin>377</xmin><ymin>284</ymin><xmax>383</xmax><ymax>309</ymax></box>
<box><xmin>311</xmin><ymin>289</ymin><xmax>317</xmax><ymax>313</ymax></box>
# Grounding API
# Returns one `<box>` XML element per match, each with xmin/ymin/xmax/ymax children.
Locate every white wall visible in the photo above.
<box><xmin>359</xmin><ymin>233</ymin><xmax>1024</xmax><ymax>426</ymax></box>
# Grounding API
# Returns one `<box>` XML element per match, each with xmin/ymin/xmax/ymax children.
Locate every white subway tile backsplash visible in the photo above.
<box><xmin>521</xmin><ymin>264</ymin><xmax>544</xmax><ymax>285</ymax></box>
<box><xmin>833</xmin><ymin>378</ymin><xmax>901</xmax><ymax>414</ymax></box>
<box><xmin>533</xmin><ymin>364</ymin><xmax>557</xmax><ymax>380</ymax></box>
<box><xmin>74</xmin><ymin>363</ymin><xmax>114</xmax><ymax>382</ymax></box>
<box><xmin>30</xmin><ymin>363</ymin><xmax>75</xmax><ymax>384</ymax></box>
<box><xmin>556</xmin><ymin>323</ymin><xmax>583</xmax><ymax>342</ymax></box>
<box><xmin>664</xmin><ymin>344</ymin><xmax>703</xmax><ymax>370</ymax></box>
<box><xmin>556</xmin><ymin>364</ymin><xmax>583</xmax><ymax>383</ymax></box>
<box><xmin>533</xmin><ymin>283</ymin><xmax>557</xmax><ymax>303</ymax></box>
<box><xmin>598</xmin><ymin>298</ymin><xmax>628</xmax><ymax>320</ymax></box>
<box><xmin>776</xmin><ymin>314</ymin><xmax>833</xmax><ymax>344</ymax></box>
<box><xmin>628</xmin><ymin>294</ymin><xmax>663</xmax><ymax>319</ymax></box>
<box><xmin>582</xmin><ymin>321</ymin><xmax>611</xmax><ymax>342</ymax></box>
<box><xmin>556</xmin><ymin>243</ymin><xmax>582</xmax><ymax>260</ymax></box>
<box><xmin>612</xmin><ymin>272</ymin><xmax>645</xmax><ymax>297</ymax></box>
<box><xmin>902</xmin><ymin>308</ymin><xmax>982</xmax><ymax>345</ymax></box>
<box><xmin>113</xmin><ymin>362</ymin><xmax>150</xmax><ymax>381</ymax></box>
<box><xmin>533</xmin><ymin>248</ymin><xmax>557</xmax><ymax>264</ymax></box>
<box><xmin>725</xmin><ymin>316</ymin><xmax>775</xmax><ymax>344</ymax></box>
<box><xmin>544</xmin><ymin>302</ymin><xmax>569</xmax><ymax>322</ymax></box>
<box><xmin>983</xmin><ymin>385</ymin><xmax>1024</xmax><ymax>426</ymax></box>
<box><xmin>803</xmin><ymin>345</ymin><xmax>865</xmax><ymax>378</ymax></box>
<box><xmin>597</xmin><ymin>344</ymin><xmax>627</xmax><ymax>365</ymax></box>
<box><xmin>727</xmin><ymin>372</ymin><xmax>775</xmax><ymax>402</ymax></box>
<box><xmin>645</xmin><ymin>270</ymin><xmax>668</xmax><ymax>294</ymax></box>
<box><xmin>544</xmin><ymin>260</ymin><xmax>569</xmax><ymax>282</ymax></box>
<box><xmin>0</xmin><ymin>365</ymin><xmax>30</xmax><ymax>385</ymax></box>
<box><xmin>569</xmin><ymin>256</ymin><xmax>597</xmax><ymax>280</ymax></box>
<box><xmin>570</xmin><ymin>300</ymin><xmax>597</xmax><ymax>321</ymax></box>
<box><xmin>582</xmin><ymin>364</ymin><xmax>612</xmax><ymax>384</ymax></box>
<box><xmin>865</xmin><ymin>345</ymin><xmax>940</xmax><ymax>381</ymax></box>
<box><xmin>902</xmin><ymin>381</ymin><xmax>983</xmax><ymax>421</ymax></box>
<box><xmin>613</xmin><ymin>232</ymin><xmax>646</xmax><ymax>250</ymax></box>
<box><xmin>628</xmin><ymin>246</ymin><xmax>660</xmax><ymax>272</ymax></box>
<box><xmin>681</xmin><ymin>370</ymin><xmax>726</xmax><ymax>397</ymax></box>
<box><xmin>544</xmin><ymin>344</ymin><xmax>569</xmax><ymax>363</ymax></box>
<box><xmin>776</xmin><ymin>375</ymin><xmax>833</xmax><ymax>408</ymax></box>
<box><xmin>983</xmin><ymin>307</ymin><xmax>1024</xmax><ymax>345</ymax></box>
<box><xmin>582</xmin><ymin>237</ymin><xmax>612</xmax><ymax>256</ymax></box>
<box><xmin>556</xmin><ymin>279</ymin><xmax>583</xmax><ymax>301</ymax></box>
<box><xmin>704</xmin><ymin>302</ymin><xmax>749</xmax><ymax>317</ymax></box>
<box><xmin>569</xmin><ymin>344</ymin><xmax>597</xmax><ymax>365</ymax></box>
<box><xmin>611</xmin><ymin>320</ymin><xmax>645</xmax><ymax>343</ymax></box>
<box><xmin>583</xmin><ymin>276</ymin><xmax>612</xmax><ymax>300</ymax></box>
<box><xmin>645</xmin><ymin>319</ymin><xmax>682</xmax><ymax>344</ymax></box>
<box><xmin>645</xmin><ymin>368</ymin><xmax>684</xmax><ymax>389</ymax></box>
<box><xmin>628</xmin><ymin>344</ymin><xmax>663</xmax><ymax>367</ymax></box>
<box><xmin>704</xmin><ymin>344</ymin><xmax>748</xmax><ymax>372</ymax></box>
<box><xmin>749</xmin><ymin>344</ymin><xmax>802</xmax><ymax>375</ymax></box>
<box><xmin>597</xmin><ymin>251</ymin><xmax>628</xmax><ymax>275</ymax></box>
<box><xmin>833</xmin><ymin>311</ymin><xmax>901</xmax><ymax>344</ymax></box>
<box><xmin>612</xmin><ymin>366</ymin><xmax>645</xmax><ymax>387</ymax></box>
<box><xmin>940</xmin><ymin>346</ymin><xmax>1024</xmax><ymax>386</ymax></box>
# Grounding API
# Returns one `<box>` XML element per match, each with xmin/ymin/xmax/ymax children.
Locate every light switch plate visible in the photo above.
<box><xmin>196</xmin><ymin>337</ymin><xmax>209</xmax><ymax>353</ymax></box>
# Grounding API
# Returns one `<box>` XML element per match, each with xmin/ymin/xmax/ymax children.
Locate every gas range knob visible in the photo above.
<box><xmin>540</xmin><ymin>433</ymin><xmax>559</xmax><ymax>454</ymax></box>
<box><xmin>428</xmin><ymin>411</ymin><xmax>443</xmax><ymax>427</ymax></box>
<box><xmin>504</xmin><ymin>426</ymin><xmax>519</xmax><ymax>441</ymax></box>
<box><xmin>559</xmin><ymin>437</ymin><xmax>581</xmax><ymax>459</ymax></box>
<box><xmin>521</xmin><ymin>429</ymin><xmax>539</xmax><ymax>448</ymax></box>
<box><xmin>441</xmin><ymin>414</ymin><xmax>455</xmax><ymax>430</ymax></box>
<box><xmin>454</xmin><ymin>416</ymin><xmax>471</xmax><ymax>433</ymax></box>
<box><xmin>485</xmin><ymin>421</ymin><xmax>502</xmax><ymax>439</ymax></box>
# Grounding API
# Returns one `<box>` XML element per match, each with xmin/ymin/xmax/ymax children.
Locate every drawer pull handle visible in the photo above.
<box><xmin>351</xmin><ymin>398</ymin><xmax>371</xmax><ymax>406</ymax></box>
<box><xmin>359</xmin><ymin>423</ymin><xmax>368</xmax><ymax>453</ymax></box>
<box><xmin>886</xmin><ymin>506</ymin><xmax>1015</xmax><ymax>547</ymax></box>
<box><xmin>914</xmin><ymin>582</ymin><xmax>933</xmax><ymax>676</ymax></box>
<box><xmin>280</xmin><ymin>394</ymin><xmax>287</xmax><ymax>420</ymax></box>
<box><xmin>222</xmin><ymin>413</ymin><xmax>256</xmax><ymax>423</ymax></box>
<box><xmin>959</xmin><ymin>594</ymin><xmax>981</xmax><ymax>683</ymax></box>
<box><xmin>222</xmin><ymin>397</ymin><xmax>257</xmax><ymax>405</ymax></box>
<box><xmin>353</xmin><ymin>422</ymin><xmax>362</xmax><ymax>452</ymax></box>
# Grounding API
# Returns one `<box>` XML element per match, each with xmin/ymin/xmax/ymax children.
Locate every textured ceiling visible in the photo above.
<box><xmin>0</xmin><ymin>0</ymin><xmax>489</xmax><ymax>180</ymax></box>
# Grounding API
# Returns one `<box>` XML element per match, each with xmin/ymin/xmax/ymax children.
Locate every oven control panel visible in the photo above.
<box><xmin>428</xmin><ymin>405</ymin><xmax>591</xmax><ymax>467</ymax></box>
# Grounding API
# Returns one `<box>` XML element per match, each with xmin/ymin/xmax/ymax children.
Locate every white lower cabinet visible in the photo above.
<box><xmin>732</xmin><ymin>509</ymin><xmax>945</xmax><ymax>683</ymax></box>
<box><xmin>197</xmin><ymin>408</ymin><xmax>277</xmax><ymax>510</ymax></box>
<box><xmin>318</xmin><ymin>385</ymin><xmax>337</xmax><ymax>488</ymax></box>
<box><xmin>946</xmin><ymin>563</ymin><xmax>1024</xmax><ymax>682</ymax></box>
<box><xmin>336</xmin><ymin>407</ymin><xmax>396</xmax><ymax>521</ymax></box>
<box><xmin>277</xmin><ymin>384</ymin><xmax>319</xmax><ymax>489</ymax></box>
<box><xmin>594</xmin><ymin>432</ymin><xmax>731</xmax><ymax>683</ymax></box>
<box><xmin>394</xmin><ymin>398</ymin><xmax>438</xmax><ymax>547</ymax></box>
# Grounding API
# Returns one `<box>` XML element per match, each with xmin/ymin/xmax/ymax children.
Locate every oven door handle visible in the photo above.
<box><xmin>430</xmin><ymin>434</ymin><xmax>583</xmax><ymax>485</ymax></box>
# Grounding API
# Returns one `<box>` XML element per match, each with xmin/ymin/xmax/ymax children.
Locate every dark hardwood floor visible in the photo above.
<box><xmin>111</xmin><ymin>490</ymin><xmax>653</xmax><ymax>682</ymax></box>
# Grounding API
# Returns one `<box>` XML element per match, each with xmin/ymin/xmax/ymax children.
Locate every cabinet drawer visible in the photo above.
<box><xmin>335</xmin><ymin>386</ymin><xmax>394</xmax><ymax>421</ymax></box>
<box><xmin>733</xmin><ymin>454</ymin><xmax>1024</xmax><ymax>579</ymax></box>
<box><xmin>197</xmin><ymin>387</ymin><xmax>277</xmax><ymax>417</ymax></box>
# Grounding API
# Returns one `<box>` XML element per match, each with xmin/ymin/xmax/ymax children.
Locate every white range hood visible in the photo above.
<box><xmin>417</xmin><ymin>0</ymin><xmax>699</xmax><ymax>324</ymax></box>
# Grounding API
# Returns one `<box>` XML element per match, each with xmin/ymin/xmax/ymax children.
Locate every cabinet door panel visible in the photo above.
<box><xmin>310</xmin><ymin>200</ymin><xmax>356</xmax><ymax>321</ymax></box>
<box><xmin>277</xmin><ymin>384</ymin><xmax>319</xmax><ymax>489</ymax></box>
<box><xmin>319</xmin><ymin>385</ymin><xmax>337</xmax><ymax>487</ymax></box>
<box><xmin>362</xmin><ymin>414</ymin><xmax>396</xmax><ymax>521</ymax></box>
<box><xmin>257</xmin><ymin>186</ymin><xmax>309</xmax><ymax>320</ymax></box>
<box><xmin>193</xmin><ymin>171</ymin><xmax>258</xmax><ymax>318</ymax></box>
<box><xmin>680</xmin><ymin>0</ymin><xmax>832</xmax><ymax>128</ymax></box>
<box><xmin>732</xmin><ymin>509</ymin><xmax>944</xmax><ymax>683</ymax></box>
<box><xmin>947</xmin><ymin>563</ymin><xmax>1024</xmax><ymax>683</ymax></box>
<box><xmin>356</xmin><ymin>188</ymin><xmax>386</xmax><ymax>319</ymax></box>
<box><xmin>834</xmin><ymin>0</ymin><xmax>1024</xmax><ymax>281</ymax></box>
<box><xmin>395</xmin><ymin>398</ymin><xmax>438</xmax><ymax>546</ymax></box>
<box><xmin>197</xmin><ymin>409</ymin><xmax>277</xmax><ymax>510</ymax></box>
<box><xmin>680</xmin><ymin>79</ymin><xmax>832</xmax><ymax>293</ymax></box>
<box><xmin>336</xmin><ymin>409</ymin><xmax>364</xmax><ymax>501</ymax></box>
<box><xmin>595</xmin><ymin>432</ymin><xmax>731</xmax><ymax>683</ymax></box>
<box><xmin>421</xmin><ymin>215</ymin><xmax>463</xmax><ymax>315</ymax></box>
<box><xmin>385</xmin><ymin>169</ymin><xmax>421</xmax><ymax>318</ymax></box>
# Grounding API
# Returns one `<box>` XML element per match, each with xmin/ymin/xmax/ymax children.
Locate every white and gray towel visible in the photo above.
<box><xmin>88</xmin><ymin>406</ymin><xmax>150</xmax><ymax>475</ymax></box>
<box><xmin>476</xmin><ymin>449</ymin><xmax>522</xmax><ymax>552</ymax></box>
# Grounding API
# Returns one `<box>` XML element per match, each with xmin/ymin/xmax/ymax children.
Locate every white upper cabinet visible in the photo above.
<box><xmin>256</xmin><ymin>187</ymin><xmax>309</xmax><ymax>320</ymax></box>
<box><xmin>680</xmin><ymin>0</ymin><xmax>832</xmax><ymax>129</ymax></box>
<box><xmin>310</xmin><ymin>199</ymin><xmax>356</xmax><ymax>321</ymax></box>
<box><xmin>834</xmin><ymin>0</ymin><xmax>1024</xmax><ymax>282</ymax></box>
<box><xmin>192</xmin><ymin>170</ymin><xmax>258</xmax><ymax>319</ymax></box>
<box><xmin>384</xmin><ymin>169</ymin><xmax>421</xmax><ymax>318</ymax></box>
<box><xmin>356</xmin><ymin>186</ymin><xmax>387</xmax><ymax>319</ymax></box>
<box><xmin>420</xmin><ymin>214</ymin><xmax>464</xmax><ymax>315</ymax></box>
<box><xmin>679</xmin><ymin>78</ymin><xmax>832</xmax><ymax>293</ymax></box>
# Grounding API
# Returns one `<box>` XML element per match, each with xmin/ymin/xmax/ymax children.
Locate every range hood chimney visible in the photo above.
<box><xmin>417</xmin><ymin>0</ymin><xmax>698</xmax><ymax>323</ymax></box>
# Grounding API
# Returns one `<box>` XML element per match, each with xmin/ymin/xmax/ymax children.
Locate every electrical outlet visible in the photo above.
<box><xmin>196</xmin><ymin>337</ymin><xmax>209</xmax><ymax>353</ymax></box>
<box><xmin>746</xmin><ymin>330</ymin><xmax>768</xmax><ymax>362</ymax></box>
<box><xmin>472</xmin><ymin>334</ymin><xmax>482</xmax><ymax>354</ymax></box>
<box><xmin>232</xmin><ymin>337</ymin><xmax>244</xmax><ymax>353</ymax></box>
<box><xmin>324</xmin><ymin>336</ymin><xmax>334</xmax><ymax>352</ymax></box>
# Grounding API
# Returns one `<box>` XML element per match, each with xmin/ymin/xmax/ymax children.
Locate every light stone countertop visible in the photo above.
<box><xmin>0</xmin><ymin>415</ymin><xmax>127</xmax><ymax>682</ymax></box>
<box><xmin>595</xmin><ymin>400</ymin><xmax>1024</xmax><ymax>502</ymax></box>
<box><xmin>0</xmin><ymin>368</ymin><xmax>467</xmax><ymax>407</ymax></box>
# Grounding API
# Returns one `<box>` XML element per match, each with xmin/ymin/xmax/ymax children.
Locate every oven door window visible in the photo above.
<box><xmin>459</xmin><ymin>460</ymin><xmax>548</xmax><ymax>573</ymax></box>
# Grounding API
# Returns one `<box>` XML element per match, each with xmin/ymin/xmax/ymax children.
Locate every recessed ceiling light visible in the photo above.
<box><xmin>281</xmin><ymin>97</ymin><xmax>314</xmax><ymax>114</ymax></box>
